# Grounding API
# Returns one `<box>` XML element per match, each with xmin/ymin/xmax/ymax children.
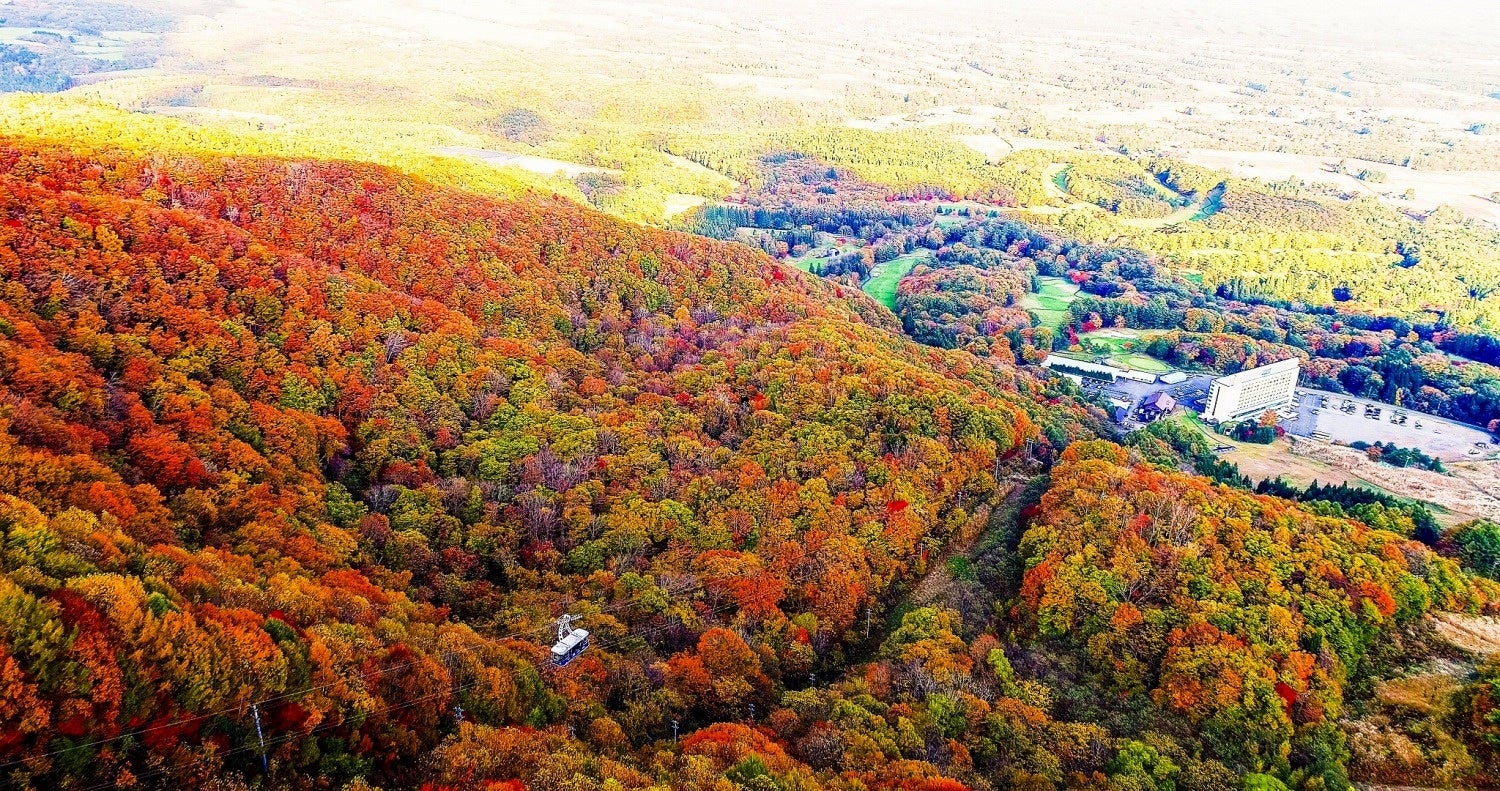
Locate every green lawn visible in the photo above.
<box><xmin>1028</xmin><ymin>294</ymin><xmax>1072</xmax><ymax>310</ymax></box>
<box><xmin>862</xmin><ymin>252</ymin><xmax>928</xmax><ymax>310</ymax></box>
<box><xmin>1082</xmin><ymin>330</ymin><xmax>1149</xmax><ymax>351</ymax></box>
<box><xmin>786</xmin><ymin>232</ymin><xmax>861</xmax><ymax>273</ymax></box>
<box><xmin>1079</xmin><ymin>333</ymin><xmax>1135</xmax><ymax>354</ymax></box>
<box><xmin>1109</xmin><ymin>353</ymin><xmax>1171</xmax><ymax>372</ymax></box>
<box><xmin>1076</xmin><ymin>329</ymin><xmax>1173</xmax><ymax>373</ymax></box>
<box><xmin>1028</xmin><ymin>308</ymin><xmax>1072</xmax><ymax>329</ymax></box>
<box><xmin>1021</xmin><ymin>275</ymin><xmax>1080</xmax><ymax>329</ymax></box>
<box><xmin>1036</xmin><ymin>276</ymin><xmax>1080</xmax><ymax>298</ymax></box>
<box><xmin>933</xmin><ymin>214</ymin><xmax>967</xmax><ymax>228</ymax></box>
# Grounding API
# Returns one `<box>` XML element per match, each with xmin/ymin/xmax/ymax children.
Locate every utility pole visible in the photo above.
<box><xmin>672</xmin><ymin>719</ymin><xmax>679</xmax><ymax>743</ymax></box>
<box><xmin>864</xmin><ymin>607</ymin><xmax>872</xmax><ymax>638</ymax></box>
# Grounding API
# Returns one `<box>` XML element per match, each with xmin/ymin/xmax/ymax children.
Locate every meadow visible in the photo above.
<box><xmin>1020</xmin><ymin>275</ymin><xmax>1080</xmax><ymax>329</ymax></box>
<box><xmin>1079</xmin><ymin>329</ymin><xmax>1174</xmax><ymax>373</ymax></box>
<box><xmin>862</xmin><ymin>251</ymin><xmax>929</xmax><ymax>310</ymax></box>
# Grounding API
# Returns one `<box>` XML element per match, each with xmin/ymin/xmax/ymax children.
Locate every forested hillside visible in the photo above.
<box><xmin>1</xmin><ymin>136</ymin><xmax>1498</xmax><ymax>791</ymax></box>
<box><xmin>1</xmin><ymin>0</ymin><xmax>1498</xmax><ymax>786</ymax></box>
<box><xmin>0</xmin><ymin>140</ymin><xmax>1106</xmax><ymax>789</ymax></box>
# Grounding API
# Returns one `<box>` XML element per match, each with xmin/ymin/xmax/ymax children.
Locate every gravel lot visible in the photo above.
<box><xmin>1283</xmin><ymin>388</ymin><xmax>1498</xmax><ymax>462</ymax></box>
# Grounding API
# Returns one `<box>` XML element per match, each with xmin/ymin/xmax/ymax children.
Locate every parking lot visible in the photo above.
<box><xmin>1078</xmin><ymin>373</ymin><xmax>1216</xmax><ymax>425</ymax></box>
<box><xmin>1283</xmin><ymin>388</ymin><xmax>1498</xmax><ymax>462</ymax></box>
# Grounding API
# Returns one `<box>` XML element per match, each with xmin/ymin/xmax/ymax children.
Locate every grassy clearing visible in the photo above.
<box><xmin>1084</xmin><ymin>327</ymin><xmax>1146</xmax><ymax>339</ymax></box>
<box><xmin>1174</xmin><ymin>415</ymin><xmax>1403</xmax><ymax>498</ymax></box>
<box><xmin>1079</xmin><ymin>331</ymin><xmax>1141</xmax><ymax>352</ymax></box>
<box><xmin>933</xmin><ymin>213</ymin><xmax>970</xmax><ymax>228</ymax></box>
<box><xmin>863</xmin><ymin>251</ymin><xmax>928</xmax><ymax>310</ymax></box>
<box><xmin>1112</xmin><ymin>353</ymin><xmax>1172</xmax><ymax>372</ymax></box>
<box><xmin>1029</xmin><ymin>308</ymin><xmax>1072</xmax><ymax>329</ymax></box>
<box><xmin>1022</xmin><ymin>275</ymin><xmax>1080</xmax><ymax>328</ymax></box>
<box><xmin>1036</xmin><ymin>276</ymin><xmax>1080</xmax><ymax>298</ymax></box>
<box><xmin>1029</xmin><ymin>293</ymin><xmax>1073</xmax><ymax>310</ymax></box>
<box><xmin>784</xmin><ymin>232</ymin><xmax>862</xmax><ymax>273</ymax></box>
<box><xmin>1077</xmin><ymin>330</ymin><xmax>1172</xmax><ymax>372</ymax></box>
<box><xmin>1117</xmin><ymin>199</ymin><xmax>1208</xmax><ymax>229</ymax></box>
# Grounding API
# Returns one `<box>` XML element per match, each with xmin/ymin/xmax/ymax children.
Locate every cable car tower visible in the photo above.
<box><xmin>550</xmin><ymin>614</ymin><xmax>589</xmax><ymax>666</ymax></box>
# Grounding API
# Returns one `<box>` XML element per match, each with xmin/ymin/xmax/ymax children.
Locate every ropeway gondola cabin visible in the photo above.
<box><xmin>550</xmin><ymin>614</ymin><xmax>589</xmax><ymax>666</ymax></box>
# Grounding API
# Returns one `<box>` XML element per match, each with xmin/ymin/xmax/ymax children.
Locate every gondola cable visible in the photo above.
<box><xmin>69</xmin><ymin>579</ymin><xmax>805</xmax><ymax>791</ymax></box>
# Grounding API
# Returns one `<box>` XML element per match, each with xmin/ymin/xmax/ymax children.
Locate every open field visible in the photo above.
<box><xmin>1199</xmin><ymin>425</ymin><xmax>1410</xmax><ymax>496</ymax></box>
<box><xmin>1178</xmin><ymin>148</ymin><xmax>1500</xmax><ymax>226</ymax></box>
<box><xmin>1110</xmin><ymin>353</ymin><xmax>1171</xmax><ymax>373</ymax></box>
<box><xmin>1291</xmin><ymin>441</ymin><xmax>1500</xmax><ymax>522</ymax></box>
<box><xmin>862</xmin><ymin>251</ymin><xmax>928</xmax><ymax>310</ymax></box>
<box><xmin>1175</xmin><ymin>414</ymin><xmax>1497</xmax><ymax>523</ymax></box>
<box><xmin>1178</xmin><ymin>415</ymin><xmax>1386</xmax><ymax>488</ymax></box>
<box><xmin>438</xmin><ymin>146</ymin><xmax>620</xmax><ymax>178</ymax></box>
<box><xmin>1021</xmin><ymin>275</ymin><xmax>1079</xmax><ymax>328</ymax></box>
<box><xmin>1078</xmin><ymin>329</ymin><xmax>1175</xmax><ymax>373</ymax></box>
<box><xmin>1085</xmin><ymin>328</ymin><xmax>1145</xmax><ymax>340</ymax></box>
<box><xmin>663</xmin><ymin>193</ymin><xmax>707</xmax><ymax>218</ymax></box>
<box><xmin>21</xmin><ymin>0</ymin><xmax>1494</xmax><ymax>229</ymax></box>
<box><xmin>1432</xmin><ymin>612</ymin><xmax>1500</xmax><ymax>656</ymax></box>
<box><xmin>1059</xmin><ymin>349</ymin><xmax>1170</xmax><ymax>375</ymax></box>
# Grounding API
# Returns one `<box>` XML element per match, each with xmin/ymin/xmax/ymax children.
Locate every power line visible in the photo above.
<box><xmin>0</xmin><ymin>565</ymin><xmax>767</xmax><ymax>771</ymax></box>
<box><xmin>67</xmin><ymin>580</ymin><xmax>802</xmax><ymax>791</ymax></box>
<box><xmin>11</xmin><ymin>567</ymin><xmax>816</xmax><ymax>780</ymax></box>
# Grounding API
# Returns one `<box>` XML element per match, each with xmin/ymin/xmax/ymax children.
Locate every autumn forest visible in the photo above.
<box><xmin>3</xmin><ymin>1</ymin><xmax>1500</xmax><ymax>790</ymax></box>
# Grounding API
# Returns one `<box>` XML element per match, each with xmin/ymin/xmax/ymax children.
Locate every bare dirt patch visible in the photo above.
<box><xmin>1204</xmin><ymin>426</ymin><xmax>1500</xmax><ymax>522</ymax></box>
<box><xmin>1221</xmin><ymin>436</ymin><xmax>1367</xmax><ymax>488</ymax></box>
<box><xmin>1374</xmin><ymin>664</ymin><xmax>1465</xmax><ymax>714</ymax></box>
<box><xmin>1289</xmin><ymin>440</ymin><xmax>1500</xmax><ymax>521</ymax></box>
<box><xmin>1431</xmin><ymin>612</ymin><xmax>1500</xmax><ymax>656</ymax></box>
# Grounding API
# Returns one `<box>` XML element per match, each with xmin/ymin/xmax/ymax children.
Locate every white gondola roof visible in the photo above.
<box><xmin>551</xmin><ymin>628</ymin><xmax>589</xmax><ymax>656</ymax></box>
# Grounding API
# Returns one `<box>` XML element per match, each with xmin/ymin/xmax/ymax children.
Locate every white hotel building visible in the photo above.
<box><xmin>1203</xmin><ymin>358</ymin><xmax>1301</xmax><ymax>424</ymax></box>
